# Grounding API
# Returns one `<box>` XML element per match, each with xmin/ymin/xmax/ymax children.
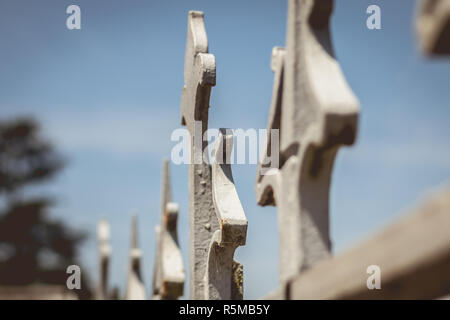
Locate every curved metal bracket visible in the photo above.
<box><xmin>204</xmin><ymin>129</ymin><xmax>248</xmax><ymax>300</ymax></box>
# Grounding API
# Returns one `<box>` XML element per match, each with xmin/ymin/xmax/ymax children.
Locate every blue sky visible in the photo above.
<box><xmin>0</xmin><ymin>0</ymin><xmax>449</xmax><ymax>299</ymax></box>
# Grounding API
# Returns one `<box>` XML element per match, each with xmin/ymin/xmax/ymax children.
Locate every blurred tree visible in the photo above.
<box><xmin>0</xmin><ymin>118</ymin><xmax>90</xmax><ymax>299</ymax></box>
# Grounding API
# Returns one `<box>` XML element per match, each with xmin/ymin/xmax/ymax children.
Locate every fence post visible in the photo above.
<box><xmin>255</xmin><ymin>0</ymin><xmax>360</xmax><ymax>289</ymax></box>
<box><xmin>152</xmin><ymin>160</ymin><xmax>185</xmax><ymax>299</ymax></box>
<box><xmin>416</xmin><ymin>0</ymin><xmax>450</xmax><ymax>55</ymax></box>
<box><xmin>204</xmin><ymin>129</ymin><xmax>248</xmax><ymax>299</ymax></box>
<box><xmin>125</xmin><ymin>215</ymin><xmax>146</xmax><ymax>300</ymax></box>
<box><xmin>96</xmin><ymin>219</ymin><xmax>111</xmax><ymax>300</ymax></box>
<box><xmin>180</xmin><ymin>10</ymin><xmax>220</xmax><ymax>299</ymax></box>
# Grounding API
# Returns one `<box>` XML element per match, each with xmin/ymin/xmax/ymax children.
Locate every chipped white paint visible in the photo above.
<box><xmin>125</xmin><ymin>215</ymin><xmax>146</xmax><ymax>300</ymax></box>
<box><xmin>256</xmin><ymin>0</ymin><xmax>359</xmax><ymax>284</ymax></box>
<box><xmin>152</xmin><ymin>160</ymin><xmax>185</xmax><ymax>300</ymax></box>
<box><xmin>180</xmin><ymin>10</ymin><xmax>220</xmax><ymax>299</ymax></box>
<box><xmin>204</xmin><ymin>129</ymin><xmax>248</xmax><ymax>300</ymax></box>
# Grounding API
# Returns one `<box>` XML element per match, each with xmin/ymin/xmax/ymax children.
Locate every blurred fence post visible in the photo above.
<box><xmin>416</xmin><ymin>0</ymin><xmax>450</xmax><ymax>55</ymax></box>
<box><xmin>96</xmin><ymin>220</ymin><xmax>111</xmax><ymax>300</ymax></box>
<box><xmin>124</xmin><ymin>215</ymin><xmax>146</xmax><ymax>300</ymax></box>
<box><xmin>152</xmin><ymin>160</ymin><xmax>185</xmax><ymax>300</ymax></box>
<box><xmin>255</xmin><ymin>0</ymin><xmax>359</xmax><ymax>289</ymax></box>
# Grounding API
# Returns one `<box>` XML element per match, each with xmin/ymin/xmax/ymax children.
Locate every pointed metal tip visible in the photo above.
<box><xmin>163</xmin><ymin>159</ymin><xmax>170</xmax><ymax>174</ymax></box>
<box><xmin>131</xmin><ymin>214</ymin><xmax>139</xmax><ymax>249</ymax></box>
<box><xmin>161</xmin><ymin>159</ymin><xmax>172</xmax><ymax>216</ymax></box>
<box><xmin>98</xmin><ymin>219</ymin><xmax>110</xmax><ymax>241</ymax></box>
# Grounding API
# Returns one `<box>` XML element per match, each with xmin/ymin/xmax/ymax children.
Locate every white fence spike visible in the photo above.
<box><xmin>204</xmin><ymin>129</ymin><xmax>248</xmax><ymax>300</ymax></box>
<box><xmin>96</xmin><ymin>219</ymin><xmax>111</xmax><ymax>300</ymax></box>
<box><xmin>152</xmin><ymin>160</ymin><xmax>185</xmax><ymax>300</ymax></box>
<box><xmin>256</xmin><ymin>0</ymin><xmax>360</xmax><ymax>284</ymax></box>
<box><xmin>125</xmin><ymin>214</ymin><xmax>146</xmax><ymax>300</ymax></box>
<box><xmin>180</xmin><ymin>10</ymin><xmax>220</xmax><ymax>300</ymax></box>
